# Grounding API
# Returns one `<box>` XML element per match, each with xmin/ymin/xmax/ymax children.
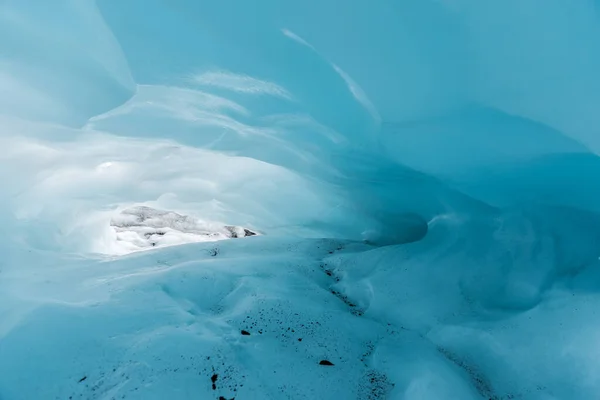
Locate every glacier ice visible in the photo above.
<box><xmin>110</xmin><ymin>206</ymin><xmax>258</xmax><ymax>253</ymax></box>
<box><xmin>2</xmin><ymin>0</ymin><xmax>600</xmax><ymax>399</ymax></box>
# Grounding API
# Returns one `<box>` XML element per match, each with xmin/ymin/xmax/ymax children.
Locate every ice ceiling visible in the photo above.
<box><xmin>2</xmin><ymin>0</ymin><xmax>600</xmax><ymax>399</ymax></box>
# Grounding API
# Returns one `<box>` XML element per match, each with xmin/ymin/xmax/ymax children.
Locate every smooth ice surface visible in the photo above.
<box><xmin>2</xmin><ymin>1</ymin><xmax>600</xmax><ymax>399</ymax></box>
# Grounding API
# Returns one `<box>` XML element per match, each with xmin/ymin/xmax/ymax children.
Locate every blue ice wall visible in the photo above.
<box><xmin>2</xmin><ymin>1</ymin><xmax>600</xmax><ymax>399</ymax></box>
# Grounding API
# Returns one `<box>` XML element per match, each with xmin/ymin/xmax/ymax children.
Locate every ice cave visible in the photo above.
<box><xmin>2</xmin><ymin>0</ymin><xmax>600</xmax><ymax>399</ymax></box>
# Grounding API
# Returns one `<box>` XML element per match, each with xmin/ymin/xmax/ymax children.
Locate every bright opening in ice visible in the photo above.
<box><xmin>110</xmin><ymin>206</ymin><xmax>258</xmax><ymax>254</ymax></box>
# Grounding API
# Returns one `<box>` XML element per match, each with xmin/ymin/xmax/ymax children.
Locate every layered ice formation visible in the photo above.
<box><xmin>2</xmin><ymin>0</ymin><xmax>600</xmax><ymax>399</ymax></box>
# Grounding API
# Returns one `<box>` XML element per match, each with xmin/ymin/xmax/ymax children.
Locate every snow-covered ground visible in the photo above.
<box><xmin>2</xmin><ymin>1</ymin><xmax>600</xmax><ymax>399</ymax></box>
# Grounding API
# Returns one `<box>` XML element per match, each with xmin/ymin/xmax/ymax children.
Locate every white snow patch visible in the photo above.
<box><xmin>109</xmin><ymin>206</ymin><xmax>258</xmax><ymax>254</ymax></box>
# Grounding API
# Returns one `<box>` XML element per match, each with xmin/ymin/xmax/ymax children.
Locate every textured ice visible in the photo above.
<box><xmin>110</xmin><ymin>206</ymin><xmax>258</xmax><ymax>253</ymax></box>
<box><xmin>2</xmin><ymin>1</ymin><xmax>600</xmax><ymax>399</ymax></box>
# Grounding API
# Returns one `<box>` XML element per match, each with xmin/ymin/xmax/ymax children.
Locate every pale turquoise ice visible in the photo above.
<box><xmin>1</xmin><ymin>1</ymin><xmax>600</xmax><ymax>399</ymax></box>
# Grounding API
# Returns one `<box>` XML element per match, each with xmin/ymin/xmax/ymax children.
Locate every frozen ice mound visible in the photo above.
<box><xmin>2</xmin><ymin>0</ymin><xmax>600</xmax><ymax>399</ymax></box>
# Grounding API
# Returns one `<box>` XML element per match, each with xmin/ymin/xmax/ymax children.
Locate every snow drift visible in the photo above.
<box><xmin>2</xmin><ymin>0</ymin><xmax>600</xmax><ymax>399</ymax></box>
